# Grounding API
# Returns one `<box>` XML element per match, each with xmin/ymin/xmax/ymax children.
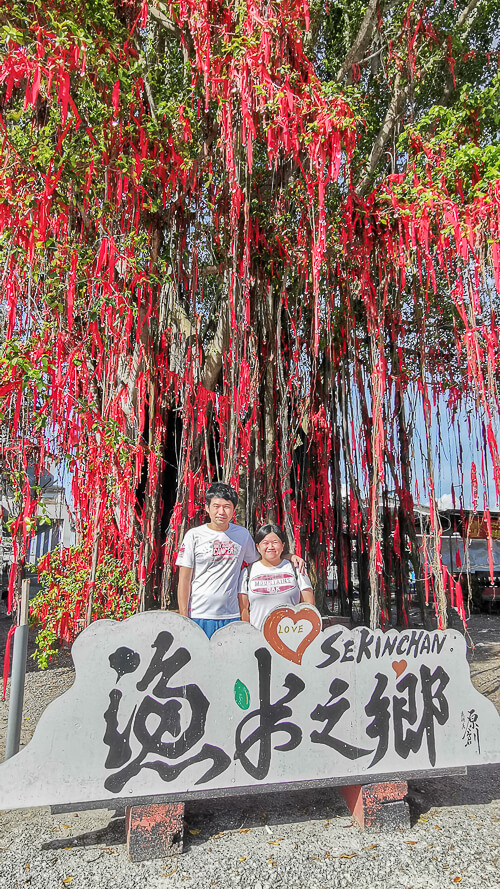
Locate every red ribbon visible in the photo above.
<box><xmin>2</xmin><ymin>624</ymin><xmax>17</xmax><ymax>701</ymax></box>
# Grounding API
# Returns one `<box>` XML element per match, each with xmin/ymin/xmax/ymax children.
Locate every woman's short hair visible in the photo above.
<box><xmin>205</xmin><ymin>482</ymin><xmax>238</xmax><ymax>508</ymax></box>
<box><xmin>255</xmin><ymin>523</ymin><xmax>287</xmax><ymax>547</ymax></box>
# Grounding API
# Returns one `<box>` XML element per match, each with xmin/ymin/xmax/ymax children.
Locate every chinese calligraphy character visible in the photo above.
<box><xmin>461</xmin><ymin>709</ymin><xmax>480</xmax><ymax>754</ymax></box>
<box><xmin>103</xmin><ymin>631</ymin><xmax>231</xmax><ymax>792</ymax></box>
<box><xmin>393</xmin><ymin>665</ymin><xmax>450</xmax><ymax>765</ymax></box>
<box><xmin>234</xmin><ymin>648</ymin><xmax>305</xmax><ymax>779</ymax></box>
<box><xmin>365</xmin><ymin>673</ymin><xmax>391</xmax><ymax>767</ymax></box>
<box><xmin>310</xmin><ymin>678</ymin><xmax>372</xmax><ymax>760</ymax></box>
<box><xmin>365</xmin><ymin>665</ymin><xmax>450</xmax><ymax>768</ymax></box>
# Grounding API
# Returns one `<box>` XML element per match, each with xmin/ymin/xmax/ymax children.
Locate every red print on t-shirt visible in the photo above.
<box><xmin>252</xmin><ymin>573</ymin><xmax>296</xmax><ymax>595</ymax></box>
<box><xmin>213</xmin><ymin>541</ymin><xmax>236</xmax><ymax>560</ymax></box>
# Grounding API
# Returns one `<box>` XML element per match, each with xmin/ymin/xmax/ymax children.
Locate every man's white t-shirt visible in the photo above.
<box><xmin>176</xmin><ymin>523</ymin><xmax>258</xmax><ymax>620</ymax></box>
<box><xmin>239</xmin><ymin>559</ymin><xmax>313</xmax><ymax>630</ymax></box>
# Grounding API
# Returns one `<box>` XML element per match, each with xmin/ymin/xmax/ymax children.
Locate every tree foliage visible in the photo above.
<box><xmin>1</xmin><ymin>0</ymin><xmax>499</xmax><ymax>640</ymax></box>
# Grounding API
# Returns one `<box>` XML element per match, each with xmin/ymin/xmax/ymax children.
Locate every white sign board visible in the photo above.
<box><xmin>0</xmin><ymin>607</ymin><xmax>499</xmax><ymax>810</ymax></box>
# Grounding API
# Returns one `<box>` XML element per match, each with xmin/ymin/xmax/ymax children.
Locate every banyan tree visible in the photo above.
<box><xmin>0</xmin><ymin>0</ymin><xmax>499</xmax><ymax>651</ymax></box>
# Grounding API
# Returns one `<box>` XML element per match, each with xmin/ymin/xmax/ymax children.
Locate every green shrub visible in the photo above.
<box><xmin>29</xmin><ymin>546</ymin><xmax>139</xmax><ymax>669</ymax></box>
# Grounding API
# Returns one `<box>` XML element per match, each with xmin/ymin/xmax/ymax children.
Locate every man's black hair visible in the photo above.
<box><xmin>205</xmin><ymin>482</ymin><xmax>238</xmax><ymax>508</ymax></box>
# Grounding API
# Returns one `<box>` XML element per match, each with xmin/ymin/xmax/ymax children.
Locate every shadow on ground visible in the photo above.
<box><xmin>38</xmin><ymin>767</ymin><xmax>500</xmax><ymax>853</ymax></box>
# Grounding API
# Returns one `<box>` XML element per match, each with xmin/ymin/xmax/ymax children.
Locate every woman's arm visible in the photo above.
<box><xmin>177</xmin><ymin>565</ymin><xmax>193</xmax><ymax>617</ymax></box>
<box><xmin>238</xmin><ymin>593</ymin><xmax>250</xmax><ymax>622</ymax></box>
<box><xmin>300</xmin><ymin>587</ymin><xmax>315</xmax><ymax>606</ymax></box>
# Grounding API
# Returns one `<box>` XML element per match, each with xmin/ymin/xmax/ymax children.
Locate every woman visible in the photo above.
<box><xmin>238</xmin><ymin>524</ymin><xmax>314</xmax><ymax>630</ymax></box>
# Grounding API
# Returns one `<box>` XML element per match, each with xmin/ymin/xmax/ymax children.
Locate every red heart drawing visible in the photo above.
<box><xmin>263</xmin><ymin>605</ymin><xmax>322</xmax><ymax>665</ymax></box>
<box><xmin>392</xmin><ymin>660</ymin><xmax>407</xmax><ymax>678</ymax></box>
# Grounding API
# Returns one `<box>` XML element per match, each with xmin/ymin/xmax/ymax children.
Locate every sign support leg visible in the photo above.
<box><xmin>125</xmin><ymin>802</ymin><xmax>185</xmax><ymax>861</ymax></box>
<box><xmin>340</xmin><ymin>780</ymin><xmax>410</xmax><ymax>830</ymax></box>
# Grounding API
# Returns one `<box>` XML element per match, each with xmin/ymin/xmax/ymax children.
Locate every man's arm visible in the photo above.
<box><xmin>285</xmin><ymin>552</ymin><xmax>306</xmax><ymax>574</ymax></box>
<box><xmin>238</xmin><ymin>593</ymin><xmax>250</xmax><ymax>622</ymax></box>
<box><xmin>177</xmin><ymin>566</ymin><xmax>193</xmax><ymax>617</ymax></box>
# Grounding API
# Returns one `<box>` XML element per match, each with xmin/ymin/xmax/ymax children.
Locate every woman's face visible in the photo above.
<box><xmin>257</xmin><ymin>532</ymin><xmax>285</xmax><ymax>564</ymax></box>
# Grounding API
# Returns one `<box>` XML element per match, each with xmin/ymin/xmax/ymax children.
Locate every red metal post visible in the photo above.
<box><xmin>125</xmin><ymin>802</ymin><xmax>185</xmax><ymax>861</ymax></box>
<box><xmin>340</xmin><ymin>780</ymin><xmax>409</xmax><ymax>829</ymax></box>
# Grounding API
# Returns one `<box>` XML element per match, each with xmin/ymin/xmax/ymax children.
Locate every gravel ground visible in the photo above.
<box><xmin>0</xmin><ymin>611</ymin><xmax>499</xmax><ymax>889</ymax></box>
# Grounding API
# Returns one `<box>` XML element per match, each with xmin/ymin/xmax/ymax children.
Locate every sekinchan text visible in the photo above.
<box><xmin>318</xmin><ymin>628</ymin><xmax>448</xmax><ymax>668</ymax></box>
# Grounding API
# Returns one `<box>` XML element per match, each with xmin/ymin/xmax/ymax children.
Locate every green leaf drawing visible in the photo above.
<box><xmin>234</xmin><ymin>679</ymin><xmax>250</xmax><ymax>710</ymax></box>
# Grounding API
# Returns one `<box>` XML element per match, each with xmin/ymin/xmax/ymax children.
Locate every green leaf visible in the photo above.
<box><xmin>234</xmin><ymin>679</ymin><xmax>250</xmax><ymax>710</ymax></box>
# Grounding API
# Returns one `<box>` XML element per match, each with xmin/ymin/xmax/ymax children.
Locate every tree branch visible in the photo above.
<box><xmin>357</xmin><ymin>69</ymin><xmax>409</xmax><ymax>195</ymax></box>
<box><xmin>440</xmin><ymin>0</ymin><xmax>483</xmax><ymax>104</ymax></box>
<box><xmin>200</xmin><ymin>297</ymin><xmax>230</xmax><ymax>391</ymax></box>
<box><xmin>134</xmin><ymin>38</ymin><xmax>158</xmax><ymax>124</ymax></box>
<box><xmin>336</xmin><ymin>0</ymin><xmax>379</xmax><ymax>82</ymax></box>
<box><xmin>456</xmin><ymin>0</ymin><xmax>482</xmax><ymax>30</ymax></box>
<box><xmin>149</xmin><ymin>5</ymin><xmax>195</xmax><ymax>59</ymax></box>
<box><xmin>357</xmin><ymin>0</ymin><xmax>486</xmax><ymax>192</ymax></box>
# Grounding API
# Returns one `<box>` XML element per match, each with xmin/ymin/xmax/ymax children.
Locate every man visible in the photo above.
<box><xmin>176</xmin><ymin>482</ymin><xmax>304</xmax><ymax>638</ymax></box>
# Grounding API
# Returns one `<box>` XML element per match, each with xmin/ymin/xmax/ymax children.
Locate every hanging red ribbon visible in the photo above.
<box><xmin>2</xmin><ymin>624</ymin><xmax>17</xmax><ymax>701</ymax></box>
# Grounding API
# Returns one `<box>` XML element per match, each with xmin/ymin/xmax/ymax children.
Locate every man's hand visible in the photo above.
<box><xmin>288</xmin><ymin>553</ymin><xmax>306</xmax><ymax>574</ymax></box>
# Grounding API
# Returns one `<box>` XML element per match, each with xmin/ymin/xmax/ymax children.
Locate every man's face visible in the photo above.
<box><xmin>206</xmin><ymin>497</ymin><xmax>235</xmax><ymax>531</ymax></box>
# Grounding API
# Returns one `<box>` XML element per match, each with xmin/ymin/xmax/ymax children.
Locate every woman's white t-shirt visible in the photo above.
<box><xmin>240</xmin><ymin>559</ymin><xmax>313</xmax><ymax>630</ymax></box>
